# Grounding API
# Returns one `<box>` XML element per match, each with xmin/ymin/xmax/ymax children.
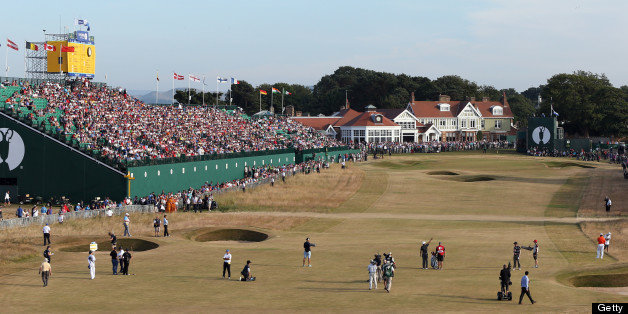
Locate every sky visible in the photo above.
<box><xmin>1</xmin><ymin>0</ymin><xmax>626</xmax><ymax>93</ymax></box>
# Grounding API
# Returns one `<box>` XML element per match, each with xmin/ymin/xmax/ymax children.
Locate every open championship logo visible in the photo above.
<box><xmin>531</xmin><ymin>126</ymin><xmax>551</xmax><ymax>145</ymax></box>
<box><xmin>0</xmin><ymin>128</ymin><xmax>25</xmax><ymax>171</ymax></box>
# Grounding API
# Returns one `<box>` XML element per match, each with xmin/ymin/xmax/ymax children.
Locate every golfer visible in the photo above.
<box><xmin>596</xmin><ymin>233</ymin><xmax>606</xmax><ymax>259</ymax></box>
<box><xmin>39</xmin><ymin>258</ymin><xmax>51</xmax><ymax>287</ymax></box>
<box><xmin>223</xmin><ymin>249</ymin><xmax>232</xmax><ymax>279</ymax></box>
<box><xmin>43</xmin><ymin>223</ymin><xmax>51</xmax><ymax>246</ymax></box>
<box><xmin>420</xmin><ymin>238</ymin><xmax>433</xmax><ymax>269</ymax></box>
<box><xmin>604</xmin><ymin>232</ymin><xmax>611</xmax><ymax>252</ymax></box>
<box><xmin>88</xmin><ymin>250</ymin><xmax>96</xmax><ymax>280</ymax></box>
<box><xmin>604</xmin><ymin>196</ymin><xmax>611</xmax><ymax>213</ymax></box>
<box><xmin>532</xmin><ymin>240</ymin><xmax>539</xmax><ymax>268</ymax></box>
<box><xmin>513</xmin><ymin>242</ymin><xmax>521</xmax><ymax>270</ymax></box>
<box><xmin>123</xmin><ymin>213</ymin><xmax>131</xmax><ymax>237</ymax></box>
<box><xmin>518</xmin><ymin>271</ymin><xmax>535</xmax><ymax>304</ymax></box>
<box><xmin>368</xmin><ymin>260</ymin><xmax>378</xmax><ymax>290</ymax></box>
<box><xmin>303</xmin><ymin>237</ymin><xmax>315</xmax><ymax>267</ymax></box>
<box><xmin>240</xmin><ymin>260</ymin><xmax>255</xmax><ymax>281</ymax></box>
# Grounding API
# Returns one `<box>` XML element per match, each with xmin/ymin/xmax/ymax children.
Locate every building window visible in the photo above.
<box><xmin>440</xmin><ymin>120</ymin><xmax>446</xmax><ymax>126</ymax></box>
<box><xmin>481</xmin><ymin>120</ymin><xmax>485</xmax><ymax>129</ymax></box>
<box><xmin>461</xmin><ymin>120</ymin><xmax>466</xmax><ymax>128</ymax></box>
<box><xmin>495</xmin><ymin>120</ymin><xmax>502</xmax><ymax>129</ymax></box>
<box><xmin>470</xmin><ymin>120</ymin><xmax>476</xmax><ymax>128</ymax></box>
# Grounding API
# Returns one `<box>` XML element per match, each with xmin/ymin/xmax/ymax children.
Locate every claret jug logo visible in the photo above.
<box><xmin>531</xmin><ymin>126</ymin><xmax>551</xmax><ymax>145</ymax></box>
<box><xmin>0</xmin><ymin>128</ymin><xmax>25</xmax><ymax>171</ymax></box>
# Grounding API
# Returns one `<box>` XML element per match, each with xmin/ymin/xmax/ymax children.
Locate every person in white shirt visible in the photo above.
<box><xmin>223</xmin><ymin>249</ymin><xmax>232</xmax><ymax>279</ymax></box>
<box><xmin>106</xmin><ymin>208</ymin><xmax>113</xmax><ymax>217</ymax></box>
<box><xmin>88</xmin><ymin>251</ymin><xmax>96</xmax><ymax>280</ymax></box>
<box><xmin>43</xmin><ymin>224</ymin><xmax>51</xmax><ymax>246</ymax></box>
<box><xmin>367</xmin><ymin>260</ymin><xmax>378</xmax><ymax>290</ymax></box>
<box><xmin>605</xmin><ymin>232</ymin><xmax>611</xmax><ymax>252</ymax></box>
<box><xmin>4</xmin><ymin>191</ymin><xmax>10</xmax><ymax>205</ymax></box>
<box><xmin>117</xmin><ymin>248</ymin><xmax>125</xmax><ymax>274</ymax></box>
<box><xmin>57</xmin><ymin>213</ymin><xmax>64</xmax><ymax>224</ymax></box>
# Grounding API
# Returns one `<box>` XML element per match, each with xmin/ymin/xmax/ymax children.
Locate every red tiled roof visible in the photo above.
<box><xmin>331</xmin><ymin>108</ymin><xmax>361</xmax><ymax>127</ymax></box>
<box><xmin>409</xmin><ymin>100</ymin><xmax>513</xmax><ymax>118</ymax></box>
<box><xmin>291</xmin><ymin>117</ymin><xmax>340</xmax><ymax>130</ymax></box>
<box><xmin>342</xmin><ymin>111</ymin><xmax>398</xmax><ymax>127</ymax></box>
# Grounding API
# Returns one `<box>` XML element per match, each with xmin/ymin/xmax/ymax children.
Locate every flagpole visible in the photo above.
<box><xmin>5</xmin><ymin>42</ymin><xmax>8</xmax><ymax>77</ymax></box>
<box><xmin>202</xmin><ymin>76</ymin><xmax>205</xmax><ymax>106</ymax></box>
<box><xmin>156</xmin><ymin>70</ymin><xmax>159</xmax><ymax>105</ymax></box>
<box><xmin>271</xmin><ymin>87</ymin><xmax>274</xmax><ymax>111</ymax></box>
<box><xmin>259</xmin><ymin>91</ymin><xmax>262</xmax><ymax>112</ymax></box>
<box><xmin>281</xmin><ymin>88</ymin><xmax>284</xmax><ymax>114</ymax></box>
<box><xmin>216</xmin><ymin>77</ymin><xmax>218</xmax><ymax>106</ymax></box>
<box><xmin>188</xmin><ymin>74</ymin><xmax>190</xmax><ymax>106</ymax></box>
<box><xmin>172</xmin><ymin>72</ymin><xmax>174</xmax><ymax>106</ymax></box>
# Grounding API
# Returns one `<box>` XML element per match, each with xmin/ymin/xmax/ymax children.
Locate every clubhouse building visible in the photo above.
<box><xmin>291</xmin><ymin>93</ymin><xmax>514</xmax><ymax>143</ymax></box>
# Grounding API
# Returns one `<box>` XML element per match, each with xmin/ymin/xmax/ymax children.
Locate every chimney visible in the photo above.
<box><xmin>411</xmin><ymin>92</ymin><xmax>415</xmax><ymax>102</ymax></box>
<box><xmin>482</xmin><ymin>96</ymin><xmax>489</xmax><ymax>102</ymax></box>
<box><xmin>438</xmin><ymin>94</ymin><xmax>451</xmax><ymax>102</ymax></box>
<box><xmin>502</xmin><ymin>91</ymin><xmax>508</xmax><ymax>107</ymax></box>
<box><xmin>470</xmin><ymin>96</ymin><xmax>475</xmax><ymax>102</ymax></box>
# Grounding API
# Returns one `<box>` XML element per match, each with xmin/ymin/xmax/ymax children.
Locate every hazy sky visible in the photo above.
<box><xmin>2</xmin><ymin>0</ymin><xmax>626</xmax><ymax>93</ymax></box>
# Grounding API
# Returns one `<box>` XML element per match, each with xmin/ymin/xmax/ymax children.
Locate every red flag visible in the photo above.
<box><xmin>6</xmin><ymin>39</ymin><xmax>18</xmax><ymax>51</ymax></box>
<box><xmin>44</xmin><ymin>44</ymin><xmax>56</xmax><ymax>52</ymax></box>
<box><xmin>173</xmin><ymin>73</ymin><xmax>184</xmax><ymax>80</ymax></box>
<box><xmin>61</xmin><ymin>46</ymin><xmax>75</xmax><ymax>52</ymax></box>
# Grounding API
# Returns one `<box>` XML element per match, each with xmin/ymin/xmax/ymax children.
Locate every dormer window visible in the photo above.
<box><xmin>438</xmin><ymin>103</ymin><xmax>450</xmax><ymax>111</ymax></box>
<box><xmin>491</xmin><ymin>106</ymin><xmax>503</xmax><ymax>116</ymax></box>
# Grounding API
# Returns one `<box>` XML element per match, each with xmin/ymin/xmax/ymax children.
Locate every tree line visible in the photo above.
<box><xmin>176</xmin><ymin>66</ymin><xmax>627</xmax><ymax>137</ymax></box>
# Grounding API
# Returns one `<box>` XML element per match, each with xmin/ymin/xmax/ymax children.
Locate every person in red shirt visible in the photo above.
<box><xmin>435</xmin><ymin>242</ymin><xmax>446</xmax><ymax>270</ymax></box>
<box><xmin>596</xmin><ymin>233</ymin><xmax>606</xmax><ymax>259</ymax></box>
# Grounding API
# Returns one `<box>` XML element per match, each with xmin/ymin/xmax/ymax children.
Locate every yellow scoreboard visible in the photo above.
<box><xmin>46</xmin><ymin>32</ymin><xmax>95</xmax><ymax>78</ymax></box>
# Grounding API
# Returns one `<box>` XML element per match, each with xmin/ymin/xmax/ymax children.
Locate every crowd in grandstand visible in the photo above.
<box><xmin>365</xmin><ymin>140</ymin><xmax>512</xmax><ymax>154</ymax></box>
<box><xmin>527</xmin><ymin>147</ymin><xmax>628</xmax><ymax>164</ymax></box>
<box><xmin>3</xmin><ymin>80</ymin><xmax>341</xmax><ymax>165</ymax></box>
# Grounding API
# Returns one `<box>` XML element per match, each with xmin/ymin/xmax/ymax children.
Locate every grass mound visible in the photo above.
<box><xmin>544</xmin><ymin>161</ymin><xmax>595</xmax><ymax>169</ymax></box>
<box><xmin>570</xmin><ymin>273</ymin><xmax>628</xmax><ymax>287</ymax></box>
<box><xmin>427</xmin><ymin>170</ymin><xmax>459</xmax><ymax>176</ymax></box>
<box><xmin>61</xmin><ymin>238</ymin><xmax>159</xmax><ymax>252</ymax></box>
<box><xmin>194</xmin><ymin>228</ymin><xmax>268</xmax><ymax>242</ymax></box>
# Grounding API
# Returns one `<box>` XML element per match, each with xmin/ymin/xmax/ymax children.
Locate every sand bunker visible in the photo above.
<box><xmin>194</xmin><ymin>228</ymin><xmax>268</xmax><ymax>242</ymax></box>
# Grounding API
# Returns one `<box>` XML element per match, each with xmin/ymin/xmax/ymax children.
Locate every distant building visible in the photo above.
<box><xmin>407</xmin><ymin>93</ymin><xmax>514</xmax><ymax>141</ymax></box>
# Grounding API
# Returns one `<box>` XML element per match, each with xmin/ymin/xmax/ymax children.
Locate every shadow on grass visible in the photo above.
<box><xmin>422</xmin><ymin>293</ymin><xmax>496</xmax><ymax>302</ymax></box>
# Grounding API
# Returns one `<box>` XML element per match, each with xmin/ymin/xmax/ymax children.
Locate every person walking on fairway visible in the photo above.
<box><xmin>435</xmin><ymin>242</ymin><xmax>445</xmax><ymax>270</ymax></box>
<box><xmin>518</xmin><ymin>271</ymin><xmax>535</xmax><ymax>304</ymax></box>
<box><xmin>123</xmin><ymin>213</ymin><xmax>131</xmax><ymax>237</ymax></box>
<box><xmin>122</xmin><ymin>248</ymin><xmax>132</xmax><ymax>275</ymax></box>
<box><xmin>110</xmin><ymin>247</ymin><xmax>118</xmax><ymax>275</ymax></box>
<box><xmin>43</xmin><ymin>223</ymin><xmax>51</xmax><ymax>246</ymax></box>
<box><xmin>39</xmin><ymin>258</ymin><xmax>51</xmax><ymax>287</ymax></box>
<box><xmin>420</xmin><ymin>238</ymin><xmax>433</xmax><ymax>269</ymax></box>
<box><xmin>43</xmin><ymin>246</ymin><xmax>54</xmax><ymax>263</ymax></box>
<box><xmin>303</xmin><ymin>237</ymin><xmax>315</xmax><ymax>267</ymax></box>
<box><xmin>596</xmin><ymin>233</ymin><xmax>606</xmax><ymax>259</ymax></box>
<box><xmin>368</xmin><ymin>260</ymin><xmax>378</xmax><ymax>290</ymax></box>
<box><xmin>604</xmin><ymin>196</ymin><xmax>612</xmax><ymax>213</ymax></box>
<box><xmin>88</xmin><ymin>250</ymin><xmax>96</xmax><ymax>280</ymax></box>
<box><xmin>223</xmin><ymin>249</ymin><xmax>232</xmax><ymax>279</ymax></box>
<box><xmin>513</xmin><ymin>242</ymin><xmax>521</xmax><ymax>270</ymax></box>
<box><xmin>382</xmin><ymin>259</ymin><xmax>395</xmax><ymax>292</ymax></box>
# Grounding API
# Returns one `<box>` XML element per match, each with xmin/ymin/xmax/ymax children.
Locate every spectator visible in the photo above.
<box><xmin>43</xmin><ymin>223</ymin><xmax>51</xmax><ymax>246</ymax></box>
<box><xmin>39</xmin><ymin>258</ymin><xmax>52</xmax><ymax>287</ymax></box>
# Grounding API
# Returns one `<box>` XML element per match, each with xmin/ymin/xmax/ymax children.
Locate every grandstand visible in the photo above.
<box><xmin>0</xmin><ymin>79</ymin><xmax>358</xmax><ymax>204</ymax></box>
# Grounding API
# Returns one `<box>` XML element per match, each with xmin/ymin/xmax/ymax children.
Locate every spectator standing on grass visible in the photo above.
<box><xmin>43</xmin><ymin>224</ymin><xmax>51</xmax><ymax>245</ymax></box>
<box><xmin>122</xmin><ymin>248</ymin><xmax>132</xmax><ymax>275</ymax></box>
<box><xmin>604</xmin><ymin>232</ymin><xmax>611</xmax><ymax>252</ymax></box>
<box><xmin>163</xmin><ymin>215</ymin><xmax>169</xmax><ymax>237</ymax></box>
<box><xmin>88</xmin><ymin>250</ymin><xmax>96</xmax><ymax>280</ymax></box>
<box><xmin>605</xmin><ymin>196</ymin><xmax>612</xmax><ymax>213</ymax></box>
<box><xmin>39</xmin><ymin>258</ymin><xmax>51</xmax><ymax>287</ymax></box>
<box><xmin>513</xmin><ymin>242</ymin><xmax>521</xmax><ymax>270</ymax></box>
<box><xmin>596</xmin><ymin>233</ymin><xmax>606</xmax><ymax>259</ymax></box>
<box><xmin>123</xmin><ymin>213</ymin><xmax>131</xmax><ymax>237</ymax></box>
<box><xmin>110</xmin><ymin>247</ymin><xmax>118</xmax><ymax>275</ymax></box>
<box><xmin>153</xmin><ymin>217</ymin><xmax>160</xmax><ymax>237</ymax></box>
<box><xmin>117</xmin><ymin>247</ymin><xmax>125</xmax><ymax>274</ymax></box>
<box><xmin>223</xmin><ymin>249</ymin><xmax>232</xmax><ymax>279</ymax></box>
<box><xmin>15</xmin><ymin>205</ymin><xmax>23</xmax><ymax>218</ymax></box>
<box><xmin>518</xmin><ymin>271</ymin><xmax>535</xmax><ymax>304</ymax></box>
<box><xmin>4</xmin><ymin>190</ymin><xmax>10</xmax><ymax>205</ymax></box>
<box><xmin>420</xmin><ymin>238</ymin><xmax>432</xmax><ymax>269</ymax></box>
<box><xmin>368</xmin><ymin>260</ymin><xmax>378</xmax><ymax>290</ymax></box>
